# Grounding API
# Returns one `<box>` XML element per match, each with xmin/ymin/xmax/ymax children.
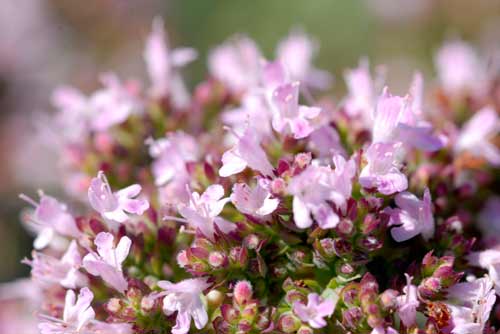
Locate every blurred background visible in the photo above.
<box><xmin>1</xmin><ymin>0</ymin><xmax>499</xmax><ymax>282</ymax></box>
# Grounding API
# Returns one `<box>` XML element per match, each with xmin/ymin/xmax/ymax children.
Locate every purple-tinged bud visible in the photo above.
<box><xmin>337</xmin><ymin>219</ymin><xmax>354</xmax><ymax>236</ymax></box>
<box><xmin>367</xmin><ymin>313</ymin><xmax>384</xmax><ymax>329</ymax></box>
<box><xmin>208</xmin><ymin>251</ymin><xmax>228</xmax><ymax>268</ymax></box>
<box><xmin>341</xmin><ymin>283</ymin><xmax>360</xmax><ymax>305</ymax></box>
<box><xmin>221</xmin><ymin>304</ymin><xmax>240</xmax><ymax>323</ymax></box>
<box><xmin>229</xmin><ymin>247</ymin><xmax>248</xmax><ymax>268</ymax></box>
<box><xmin>241</xmin><ymin>302</ymin><xmax>258</xmax><ymax>319</ymax></box>
<box><xmin>143</xmin><ymin>276</ymin><xmax>158</xmax><ymax>290</ymax></box>
<box><xmin>297</xmin><ymin>326</ymin><xmax>314</xmax><ymax>334</ymax></box>
<box><xmin>277</xmin><ymin>159</ymin><xmax>291</xmax><ymax>176</ymax></box>
<box><xmin>271</xmin><ymin>178</ymin><xmax>287</xmax><ymax>195</ymax></box>
<box><xmin>238</xmin><ymin>320</ymin><xmax>253</xmax><ymax>332</ymax></box>
<box><xmin>359</xmin><ymin>235</ymin><xmax>383</xmax><ymax>251</ymax></box>
<box><xmin>127</xmin><ymin>287</ymin><xmax>142</xmax><ymax>301</ymax></box>
<box><xmin>294</xmin><ymin>152</ymin><xmax>312</xmax><ymax>169</ymax></box>
<box><xmin>243</xmin><ymin>234</ymin><xmax>260</xmax><ymax>250</ymax></box>
<box><xmin>342</xmin><ymin>307</ymin><xmax>363</xmax><ymax>329</ymax></box>
<box><xmin>361</xmin><ymin>214</ymin><xmax>379</xmax><ymax>234</ymax></box>
<box><xmin>234</xmin><ymin>280</ymin><xmax>253</xmax><ymax>306</ymax></box>
<box><xmin>333</xmin><ymin>238</ymin><xmax>352</xmax><ymax>257</ymax></box>
<box><xmin>255</xmin><ymin>309</ymin><xmax>273</xmax><ymax>330</ymax></box>
<box><xmin>339</xmin><ymin>263</ymin><xmax>355</xmax><ymax>275</ymax></box>
<box><xmin>285</xmin><ymin>290</ymin><xmax>306</xmax><ymax>305</ymax></box>
<box><xmin>106</xmin><ymin>298</ymin><xmax>122</xmax><ymax>315</ymax></box>
<box><xmin>278</xmin><ymin>312</ymin><xmax>301</xmax><ymax>333</ymax></box>
<box><xmin>380</xmin><ymin>289</ymin><xmax>399</xmax><ymax>309</ymax></box>
<box><xmin>141</xmin><ymin>296</ymin><xmax>155</xmax><ymax>313</ymax></box>
<box><xmin>419</xmin><ymin>277</ymin><xmax>442</xmax><ymax>299</ymax></box>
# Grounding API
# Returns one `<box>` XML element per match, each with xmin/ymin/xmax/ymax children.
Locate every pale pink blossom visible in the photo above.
<box><xmin>454</xmin><ymin>107</ymin><xmax>500</xmax><ymax>166</ymax></box>
<box><xmin>293</xmin><ymin>293</ymin><xmax>335</xmax><ymax>328</ymax></box>
<box><xmin>88</xmin><ymin>171</ymin><xmax>149</xmax><ymax>223</ymax></box>
<box><xmin>467</xmin><ymin>249</ymin><xmax>500</xmax><ymax>295</ymax></box>
<box><xmin>38</xmin><ymin>287</ymin><xmax>95</xmax><ymax>334</ymax></box>
<box><xmin>24</xmin><ymin>240</ymin><xmax>88</xmax><ymax>289</ymax></box>
<box><xmin>156</xmin><ymin>278</ymin><xmax>211</xmax><ymax>334</ymax></box>
<box><xmin>219</xmin><ymin>128</ymin><xmax>274</xmax><ymax>177</ymax></box>
<box><xmin>288</xmin><ymin>155</ymin><xmax>356</xmax><ymax>229</ymax></box>
<box><xmin>359</xmin><ymin>142</ymin><xmax>408</xmax><ymax>195</ymax></box>
<box><xmin>20</xmin><ymin>192</ymin><xmax>81</xmax><ymax>250</ymax></box>
<box><xmin>89</xmin><ymin>73</ymin><xmax>142</xmax><ymax>132</ymax></box>
<box><xmin>208</xmin><ymin>35</ymin><xmax>262</xmax><ymax>93</ymax></box>
<box><xmin>445</xmin><ymin>277</ymin><xmax>496</xmax><ymax>334</ymax></box>
<box><xmin>372</xmin><ymin>88</ymin><xmax>442</xmax><ymax>152</ymax></box>
<box><xmin>230</xmin><ymin>181</ymin><xmax>279</xmax><ymax>217</ymax></box>
<box><xmin>276</xmin><ymin>30</ymin><xmax>331</xmax><ymax>90</ymax></box>
<box><xmin>396</xmin><ymin>274</ymin><xmax>419</xmax><ymax>327</ymax></box>
<box><xmin>271</xmin><ymin>81</ymin><xmax>322</xmax><ymax>139</ymax></box>
<box><xmin>177</xmin><ymin>185</ymin><xmax>234</xmax><ymax>240</ymax></box>
<box><xmin>147</xmin><ymin>132</ymin><xmax>199</xmax><ymax>186</ymax></box>
<box><xmin>82</xmin><ymin>232</ymin><xmax>131</xmax><ymax>293</ymax></box>
<box><xmin>435</xmin><ymin>40</ymin><xmax>487</xmax><ymax>97</ymax></box>
<box><xmin>144</xmin><ymin>17</ymin><xmax>196</xmax><ymax>107</ymax></box>
<box><xmin>387</xmin><ymin>188</ymin><xmax>434</xmax><ymax>242</ymax></box>
<box><xmin>342</xmin><ymin>59</ymin><xmax>384</xmax><ymax>126</ymax></box>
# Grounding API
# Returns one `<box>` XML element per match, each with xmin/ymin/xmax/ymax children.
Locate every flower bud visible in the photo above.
<box><xmin>208</xmin><ymin>251</ymin><xmax>227</xmax><ymax>268</ymax></box>
<box><xmin>278</xmin><ymin>312</ymin><xmax>301</xmax><ymax>333</ymax></box>
<box><xmin>234</xmin><ymin>280</ymin><xmax>253</xmax><ymax>306</ymax></box>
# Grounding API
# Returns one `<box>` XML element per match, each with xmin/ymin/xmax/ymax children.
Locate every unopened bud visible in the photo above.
<box><xmin>234</xmin><ymin>280</ymin><xmax>253</xmax><ymax>305</ymax></box>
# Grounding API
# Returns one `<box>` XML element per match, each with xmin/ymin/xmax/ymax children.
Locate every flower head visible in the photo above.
<box><xmin>20</xmin><ymin>193</ymin><xmax>81</xmax><ymax>250</ymax></box>
<box><xmin>293</xmin><ymin>293</ymin><xmax>335</xmax><ymax>329</ymax></box>
<box><xmin>88</xmin><ymin>171</ymin><xmax>149</xmax><ymax>223</ymax></box>
<box><xmin>387</xmin><ymin>188</ymin><xmax>434</xmax><ymax>242</ymax></box>
<box><xmin>178</xmin><ymin>185</ymin><xmax>234</xmax><ymax>240</ymax></box>
<box><xmin>38</xmin><ymin>287</ymin><xmax>95</xmax><ymax>334</ymax></box>
<box><xmin>157</xmin><ymin>278</ymin><xmax>211</xmax><ymax>334</ymax></box>
<box><xmin>230</xmin><ymin>180</ymin><xmax>279</xmax><ymax>217</ymax></box>
<box><xmin>82</xmin><ymin>232</ymin><xmax>131</xmax><ymax>293</ymax></box>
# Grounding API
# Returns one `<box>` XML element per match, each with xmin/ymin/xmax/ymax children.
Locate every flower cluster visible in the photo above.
<box><xmin>4</xmin><ymin>18</ymin><xmax>500</xmax><ymax>334</ymax></box>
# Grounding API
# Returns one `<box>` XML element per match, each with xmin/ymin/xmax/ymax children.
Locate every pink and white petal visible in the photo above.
<box><xmin>219</xmin><ymin>150</ymin><xmax>247</xmax><ymax>177</ymax></box>
<box><xmin>115</xmin><ymin>236</ymin><xmax>132</xmax><ymax>265</ymax></box>
<box><xmin>293</xmin><ymin>197</ymin><xmax>313</xmax><ymax>229</ymax></box>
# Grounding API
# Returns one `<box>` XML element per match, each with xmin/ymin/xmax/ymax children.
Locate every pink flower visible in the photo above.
<box><xmin>454</xmin><ymin>107</ymin><xmax>500</xmax><ymax>166</ymax></box>
<box><xmin>20</xmin><ymin>193</ymin><xmax>81</xmax><ymax>250</ymax></box>
<box><xmin>271</xmin><ymin>81</ymin><xmax>322</xmax><ymax>139</ymax></box>
<box><xmin>230</xmin><ymin>180</ymin><xmax>279</xmax><ymax>217</ymax></box>
<box><xmin>342</xmin><ymin>59</ymin><xmax>383</xmax><ymax>126</ymax></box>
<box><xmin>293</xmin><ymin>293</ymin><xmax>335</xmax><ymax>328</ymax></box>
<box><xmin>445</xmin><ymin>277</ymin><xmax>496</xmax><ymax>334</ymax></box>
<box><xmin>387</xmin><ymin>188</ymin><xmax>434</xmax><ymax>242</ymax></box>
<box><xmin>208</xmin><ymin>35</ymin><xmax>262</xmax><ymax>93</ymax></box>
<box><xmin>89</xmin><ymin>73</ymin><xmax>142</xmax><ymax>132</ymax></box>
<box><xmin>435</xmin><ymin>40</ymin><xmax>486</xmax><ymax>96</ymax></box>
<box><xmin>467</xmin><ymin>249</ymin><xmax>500</xmax><ymax>295</ymax></box>
<box><xmin>38</xmin><ymin>287</ymin><xmax>95</xmax><ymax>334</ymax></box>
<box><xmin>88</xmin><ymin>171</ymin><xmax>149</xmax><ymax>223</ymax></box>
<box><xmin>24</xmin><ymin>240</ymin><xmax>88</xmax><ymax>289</ymax></box>
<box><xmin>222</xmin><ymin>93</ymin><xmax>273</xmax><ymax>140</ymax></box>
<box><xmin>372</xmin><ymin>88</ymin><xmax>442</xmax><ymax>152</ymax></box>
<box><xmin>147</xmin><ymin>132</ymin><xmax>199</xmax><ymax>186</ymax></box>
<box><xmin>156</xmin><ymin>278</ymin><xmax>211</xmax><ymax>334</ymax></box>
<box><xmin>82</xmin><ymin>232</ymin><xmax>131</xmax><ymax>293</ymax></box>
<box><xmin>276</xmin><ymin>30</ymin><xmax>331</xmax><ymax>90</ymax></box>
<box><xmin>219</xmin><ymin>128</ymin><xmax>274</xmax><ymax>177</ymax></box>
<box><xmin>144</xmin><ymin>17</ymin><xmax>196</xmax><ymax>107</ymax></box>
<box><xmin>177</xmin><ymin>185</ymin><xmax>234</xmax><ymax>240</ymax></box>
<box><xmin>359</xmin><ymin>142</ymin><xmax>408</xmax><ymax>195</ymax></box>
<box><xmin>288</xmin><ymin>155</ymin><xmax>356</xmax><ymax>229</ymax></box>
<box><xmin>396</xmin><ymin>274</ymin><xmax>419</xmax><ymax>327</ymax></box>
